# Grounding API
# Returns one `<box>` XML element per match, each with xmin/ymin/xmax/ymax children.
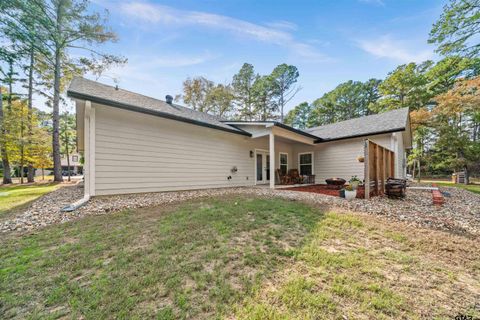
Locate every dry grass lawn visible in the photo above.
<box><xmin>0</xmin><ymin>196</ymin><xmax>478</xmax><ymax>319</ymax></box>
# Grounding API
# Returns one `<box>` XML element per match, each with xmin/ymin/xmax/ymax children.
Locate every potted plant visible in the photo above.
<box><xmin>344</xmin><ymin>185</ymin><xmax>357</xmax><ymax>200</ymax></box>
<box><xmin>349</xmin><ymin>175</ymin><xmax>361</xmax><ymax>190</ymax></box>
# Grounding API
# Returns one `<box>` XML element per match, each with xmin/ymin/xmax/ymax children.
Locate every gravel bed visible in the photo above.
<box><xmin>1</xmin><ymin>183</ymin><xmax>479</xmax><ymax>236</ymax></box>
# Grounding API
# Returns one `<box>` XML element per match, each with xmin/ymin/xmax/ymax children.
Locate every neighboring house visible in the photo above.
<box><xmin>67</xmin><ymin>77</ymin><xmax>412</xmax><ymax>197</ymax></box>
<box><xmin>61</xmin><ymin>153</ymin><xmax>83</xmax><ymax>175</ymax></box>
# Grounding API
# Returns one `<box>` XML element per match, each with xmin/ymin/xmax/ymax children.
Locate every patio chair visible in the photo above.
<box><xmin>288</xmin><ymin>169</ymin><xmax>302</xmax><ymax>184</ymax></box>
<box><xmin>276</xmin><ymin>169</ymin><xmax>291</xmax><ymax>185</ymax></box>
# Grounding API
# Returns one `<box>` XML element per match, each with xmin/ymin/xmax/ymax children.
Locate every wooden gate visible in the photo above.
<box><xmin>364</xmin><ymin>140</ymin><xmax>395</xmax><ymax>199</ymax></box>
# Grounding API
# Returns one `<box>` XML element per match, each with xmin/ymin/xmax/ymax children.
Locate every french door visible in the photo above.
<box><xmin>256</xmin><ymin>151</ymin><xmax>270</xmax><ymax>184</ymax></box>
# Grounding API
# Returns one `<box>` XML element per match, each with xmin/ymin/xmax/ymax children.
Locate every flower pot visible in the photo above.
<box><xmin>345</xmin><ymin>190</ymin><xmax>357</xmax><ymax>200</ymax></box>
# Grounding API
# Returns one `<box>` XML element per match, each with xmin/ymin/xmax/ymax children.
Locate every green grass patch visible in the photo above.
<box><xmin>1</xmin><ymin>196</ymin><xmax>478</xmax><ymax>319</ymax></box>
<box><xmin>0</xmin><ymin>183</ymin><xmax>60</xmax><ymax>216</ymax></box>
<box><xmin>435</xmin><ymin>182</ymin><xmax>480</xmax><ymax>194</ymax></box>
<box><xmin>420</xmin><ymin>180</ymin><xmax>480</xmax><ymax>195</ymax></box>
<box><xmin>0</xmin><ymin>196</ymin><xmax>323</xmax><ymax>319</ymax></box>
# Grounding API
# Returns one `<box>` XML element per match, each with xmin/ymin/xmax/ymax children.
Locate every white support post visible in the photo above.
<box><xmin>84</xmin><ymin>101</ymin><xmax>91</xmax><ymax>197</ymax></box>
<box><xmin>269</xmin><ymin>133</ymin><xmax>275</xmax><ymax>189</ymax></box>
<box><xmin>84</xmin><ymin>100</ymin><xmax>95</xmax><ymax>196</ymax></box>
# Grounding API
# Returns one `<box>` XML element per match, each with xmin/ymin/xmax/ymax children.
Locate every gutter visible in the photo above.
<box><xmin>313</xmin><ymin>127</ymin><xmax>406</xmax><ymax>143</ymax></box>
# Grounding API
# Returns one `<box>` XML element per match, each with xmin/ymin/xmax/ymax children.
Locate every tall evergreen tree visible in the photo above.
<box><xmin>284</xmin><ymin>102</ymin><xmax>313</xmax><ymax>129</ymax></box>
<box><xmin>429</xmin><ymin>0</ymin><xmax>480</xmax><ymax>57</ymax></box>
<box><xmin>3</xmin><ymin>0</ymin><xmax>125</xmax><ymax>182</ymax></box>
<box><xmin>375</xmin><ymin>61</ymin><xmax>434</xmax><ymax>112</ymax></box>
<box><xmin>270</xmin><ymin>64</ymin><xmax>300</xmax><ymax>122</ymax></box>
<box><xmin>232</xmin><ymin>63</ymin><xmax>257</xmax><ymax>120</ymax></box>
<box><xmin>252</xmin><ymin>75</ymin><xmax>277</xmax><ymax>121</ymax></box>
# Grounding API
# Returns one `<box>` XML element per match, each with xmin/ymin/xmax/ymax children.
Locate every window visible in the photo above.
<box><xmin>299</xmin><ymin>153</ymin><xmax>313</xmax><ymax>175</ymax></box>
<box><xmin>279</xmin><ymin>153</ymin><xmax>288</xmax><ymax>175</ymax></box>
<box><xmin>72</xmin><ymin>155</ymin><xmax>79</xmax><ymax>162</ymax></box>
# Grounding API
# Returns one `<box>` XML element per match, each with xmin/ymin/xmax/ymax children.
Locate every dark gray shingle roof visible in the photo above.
<box><xmin>67</xmin><ymin>77</ymin><xmax>249</xmax><ymax>136</ymax></box>
<box><xmin>306</xmin><ymin>108</ymin><xmax>409</xmax><ymax>141</ymax></box>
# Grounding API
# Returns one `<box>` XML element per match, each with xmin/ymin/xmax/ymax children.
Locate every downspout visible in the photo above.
<box><xmin>61</xmin><ymin>193</ymin><xmax>90</xmax><ymax>212</ymax></box>
<box><xmin>62</xmin><ymin>100</ymin><xmax>92</xmax><ymax>212</ymax></box>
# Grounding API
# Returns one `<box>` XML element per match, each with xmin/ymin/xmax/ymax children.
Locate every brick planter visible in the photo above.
<box><xmin>431</xmin><ymin>183</ymin><xmax>445</xmax><ymax>206</ymax></box>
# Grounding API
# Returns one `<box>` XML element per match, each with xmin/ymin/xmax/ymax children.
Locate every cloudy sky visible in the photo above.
<box><xmin>63</xmin><ymin>0</ymin><xmax>445</xmax><ymax>113</ymax></box>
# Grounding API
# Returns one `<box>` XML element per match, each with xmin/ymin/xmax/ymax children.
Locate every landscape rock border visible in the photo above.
<box><xmin>1</xmin><ymin>183</ymin><xmax>479</xmax><ymax>237</ymax></box>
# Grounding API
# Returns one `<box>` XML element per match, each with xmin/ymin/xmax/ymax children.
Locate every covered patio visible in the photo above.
<box><xmin>223</xmin><ymin>121</ymin><xmax>319</xmax><ymax>189</ymax></box>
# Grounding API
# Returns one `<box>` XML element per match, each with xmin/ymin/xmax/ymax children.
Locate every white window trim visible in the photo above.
<box><xmin>298</xmin><ymin>152</ymin><xmax>314</xmax><ymax>175</ymax></box>
<box><xmin>279</xmin><ymin>152</ymin><xmax>288</xmax><ymax>174</ymax></box>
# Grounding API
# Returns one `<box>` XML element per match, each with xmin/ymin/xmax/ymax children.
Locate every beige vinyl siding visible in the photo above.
<box><xmin>93</xmin><ymin>105</ymin><xmax>296</xmax><ymax>195</ymax></box>
<box><xmin>394</xmin><ymin>132</ymin><xmax>406</xmax><ymax>178</ymax></box>
<box><xmin>292</xmin><ymin>133</ymin><xmax>401</xmax><ymax>183</ymax></box>
<box><xmin>294</xmin><ymin>138</ymin><xmax>365</xmax><ymax>183</ymax></box>
<box><xmin>369</xmin><ymin>134</ymin><xmax>393</xmax><ymax>150</ymax></box>
<box><xmin>93</xmin><ymin>104</ymin><xmax>264</xmax><ymax>195</ymax></box>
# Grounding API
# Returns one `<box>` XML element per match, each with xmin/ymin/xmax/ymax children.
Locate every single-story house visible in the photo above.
<box><xmin>67</xmin><ymin>77</ymin><xmax>412</xmax><ymax>197</ymax></box>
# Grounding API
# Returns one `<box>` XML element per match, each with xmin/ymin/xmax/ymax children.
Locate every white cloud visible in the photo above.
<box><xmin>95</xmin><ymin>51</ymin><xmax>218</xmax><ymax>96</ymax></box>
<box><xmin>119</xmin><ymin>1</ymin><xmax>329</xmax><ymax>62</ymax></box>
<box><xmin>357</xmin><ymin>35</ymin><xmax>433</xmax><ymax>63</ymax></box>
<box><xmin>264</xmin><ymin>20</ymin><xmax>298</xmax><ymax>31</ymax></box>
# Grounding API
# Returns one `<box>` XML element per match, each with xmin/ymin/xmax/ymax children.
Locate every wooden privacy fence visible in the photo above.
<box><xmin>364</xmin><ymin>140</ymin><xmax>395</xmax><ymax>199</ymax></box>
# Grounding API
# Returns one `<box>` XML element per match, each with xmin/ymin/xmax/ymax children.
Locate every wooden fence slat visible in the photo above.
<box><xmin>390</xmin><ymin>151</ymin><xmax>395</xmax><ymax>177</ymax></box>
<box><xmin>364</xmin><ymin>140</ymin><xmax>370</xmax><ymax>199</ymax></box>
<box><xmin>365</xmin><ymin>141</ymin><xmax>396</xmax><ymax>198</ymax></box>
<box><xmin>375</xmin><ymin>144</ymin><xmax>381</xmax><ymax>195</ymax></box>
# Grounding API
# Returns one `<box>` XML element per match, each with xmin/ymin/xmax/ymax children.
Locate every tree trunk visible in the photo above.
<box><xmin>27</xmin><ymin>46</ymin><xmax>35</xmax><ymax>183</ymax></box>
<box><xmin>66</xmin><ymin>147</ymin><xmax>71</xmax><ymax>182</ymax></box>
<box><xmin>20</xmin><ymin>104</ymin><xmax>25</xmax><ymax>184</ymax></box>
<box><xmin>52</xmin><ymin>46</ymin><xmax>63</xmax><ymax>182</ymax></box>
<box><xmin>0</xmin><ymin>85</ymin><xmax>12</xmax><ymax>184</ymax></box>
<box><xmin>412</xmin><ymin>160</ymin><xmax>416</xmax><ymax>180</ymax></box>
<box><xmin>417</xmin><ymin>159</ymin><xmax>421</xmax><ymax>183</ymax></box>
<box><xmin>280</xmin><ymin>91</ymin><xmax>285</xmax><ymax>123</ymax></box>
<box><xmin>20</xmin><ymin>114</ymin><xmax>24</xmax><ymax>184</ymax></box>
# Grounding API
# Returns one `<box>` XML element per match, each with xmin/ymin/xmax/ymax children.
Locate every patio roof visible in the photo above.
<box><xmin>222</xmin><ymin>121</ymin><xmax>322</xmax><ymax>141</ymax></box>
